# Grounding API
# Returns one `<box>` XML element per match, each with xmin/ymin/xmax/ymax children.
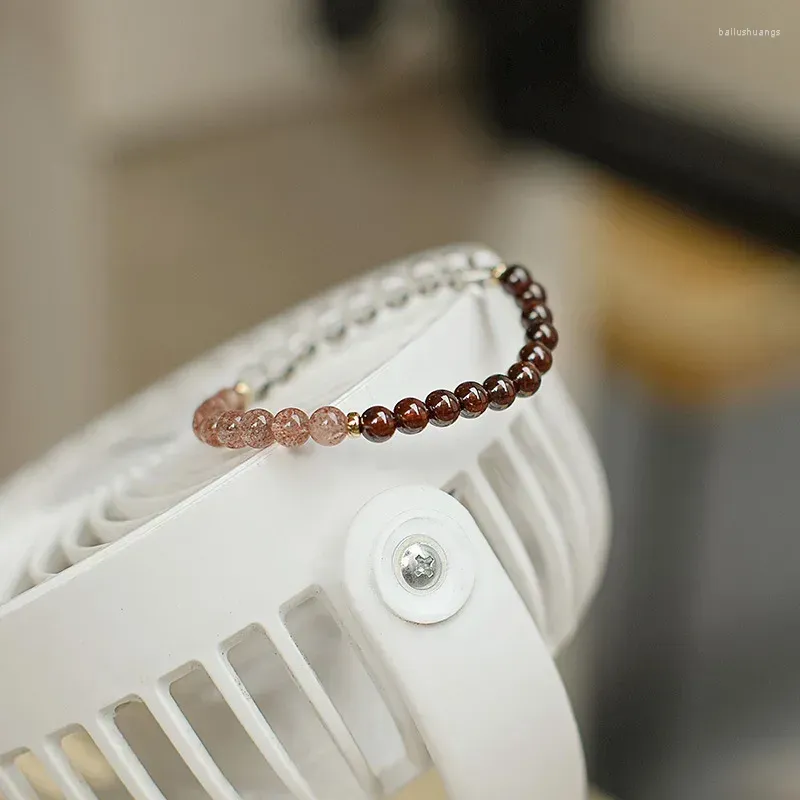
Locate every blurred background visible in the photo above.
<box><xmin>1</xmin><ymin>1</ymin><xmax>799</xmax><ymax>798</ymax></box>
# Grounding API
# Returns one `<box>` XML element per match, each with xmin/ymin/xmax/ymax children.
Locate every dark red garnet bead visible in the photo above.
<box><xmin>499</xmin><ymin>264</ymin><xmax>532</xmax><ymax>298</ymax></box>
<box><xmin>521</xmin><ymin>303</ymin><xmax>552</xmax><ymax>329</ymax></box>
<box><xmin>526</xmin><ymin>321</ymin><xmax>559</xmax><ymax>351</ymax></box>
<box><xmin>507</xmin><ymin>361</ymin><xmax>542</xmax><ymax>397</ymax></box>
<box><xmin>483</xmin><ymin>374</ymin><xmax>517</xmax><ymax>410</ymax></box>
<box><xmin>394</xmin><ymin>397</ymin><xmax>429</xmax><ymax>434</ymax></box>
<box><xmin>426</xmin><ymin>389</ymin><xmax>461</xmax><ymax>427</ymax></box>
<box><xmin>454</xmin><ymin>381</ymin><xmax>490</xmax><ymax>418</ymax></box>
<box><xmin>517</xmin><ymin>281</ymin><xmax>548</xmax><ymax>310</ymax></box>
<box><xmin>361</xmin><ymin>406</ymin><xmax>396</xmax><ymax>443</ymax></box>
<box><xmin>519</xmin><ymin>342</ymin><xmax>553</xmax><ymax>374</ymax></box>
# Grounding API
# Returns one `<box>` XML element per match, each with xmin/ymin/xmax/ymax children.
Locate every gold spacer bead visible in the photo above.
<box><xmin>346</xmin><ymin>411</ymin><xmax>362</xmax><ymax>438</ymax></box>
<box><xmin>491</xmin><ymin>263</ymin><xmax>508</xmax><ymax>283</ymax></box>
<box><xmin>233</xmin><ymin>381</ymin><xmax>254</xmax><ymax>408</ymax></box>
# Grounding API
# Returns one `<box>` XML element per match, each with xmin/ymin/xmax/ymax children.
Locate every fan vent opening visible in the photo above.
<box><xmin>478</xmin><ymin>445</ymin><xmax>552</xmax><ymax>601</ymax></box>
<box><xmin>1</xmin><ymin>750</ymin><xmax>59</xmax><ymax>800</ymax></box>
<box><xmin>282</xmin><ymin>592</ymin><xmax>410</xmax><ymax>786</ymax></box>
<box><xmin>446</xmin><ymin>475</ymin><xmax>549</xmax><ymax>637</ymax></box>
<box><xmin>169</xmin><ymin>664</ymin><xmax>288</xmax><ymax>797</ymax></box>
<box><xmin>225</xmin><ymin>624</ymin><xmax>368</xmax><ymax>799</ymax></box>
<box><xmin>60</xmin><ymin>727</ymin><xmax>132</xmax><ymax>800</ymax></box>
<box><xmin>114</xmin><ymin>699</ymin><xmax>211</xmax><ymax>800</ymax></box>
<box><xmin>511</xmin><ymin>415</ymin><xmax>578</xmax><ymax>549</ymax></box>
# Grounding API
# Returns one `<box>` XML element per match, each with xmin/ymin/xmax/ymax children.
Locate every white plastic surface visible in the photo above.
<box><xmin>345</xmin><ymin>486</ymin><xmax>586</xmax><ymax>800</ymax></box>
<box><xmin>0</xmin><ymin>245</ymin><xmax>610</xmax><ymax>799</ymax></box>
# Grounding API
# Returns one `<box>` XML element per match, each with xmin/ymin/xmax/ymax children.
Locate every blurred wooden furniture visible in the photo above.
<box><xmin>596</xmin><ymin>176</ymin><xmax>800</xmax><ymax>402</ymax></box>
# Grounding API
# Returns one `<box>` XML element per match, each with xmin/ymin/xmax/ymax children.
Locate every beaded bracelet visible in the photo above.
<box><xmin>192</xmin><ymin>262</ymin><xmax>558</xmax><ymax>449</ymax></box>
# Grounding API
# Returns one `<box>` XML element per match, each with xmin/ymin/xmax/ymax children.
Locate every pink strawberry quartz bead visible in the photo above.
<box><xmin>192</xmin><ymin>397</ymin><xmax>222</xmax><ymax>439</ymax></box>
<box><xmin>216</xmin><ymin>410</ymin><xmax>247</xmax><ymax>448</ymax></box>
<box><xmin>272</xmin><ymin>408</ymin><xmax>310</xmax><ymax>447</ymax></box>
<box><xmin>309</xmin><ymin>406</ymin><xmax>348</xmax><ymax>446</ymax></box>
<box><xmin>192</xmin><ymin>394</ymin><xmax>230</xmax><ymax>438</ymax></box>
<box><xmin>241</xmin><ymin>409</ymin><xmax>274</xmax><ymax>448</ymax></box>
<box><xmin>193</xmin><ymin>387</ymin><xmax>245</xmax><ymax>443</ymax></box>
<box><xmin>198</xmin><ymin>414</ymin><xmax>222</xmax><ymax>447</ymax></box>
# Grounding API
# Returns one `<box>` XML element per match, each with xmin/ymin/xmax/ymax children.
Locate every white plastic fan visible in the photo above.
<box><xmin>0</xmin><ymin>245</ymin><xmax>610</xmax><ymax>800</ymax></box>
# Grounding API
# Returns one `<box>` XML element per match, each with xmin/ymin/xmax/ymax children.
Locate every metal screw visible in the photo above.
<box><xmin>398</xmin><ymin>541</ymin><xmax>441</xmax><ymax>591</ymax></box>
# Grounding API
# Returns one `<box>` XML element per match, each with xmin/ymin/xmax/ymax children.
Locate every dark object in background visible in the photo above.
<box><xmin>319</xmin><ymin>0</ymin><xmax>800</xmax><ymax>254</ymax></box>
<box><xmin>452</xmin><ymin>0</ymin><xmax>800</xmax><ymax>255</ymax></box>
<box><xmin>315</xmin><ymin>0</ymin><xmax>386</xmax><ymax>44</ymax></box>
